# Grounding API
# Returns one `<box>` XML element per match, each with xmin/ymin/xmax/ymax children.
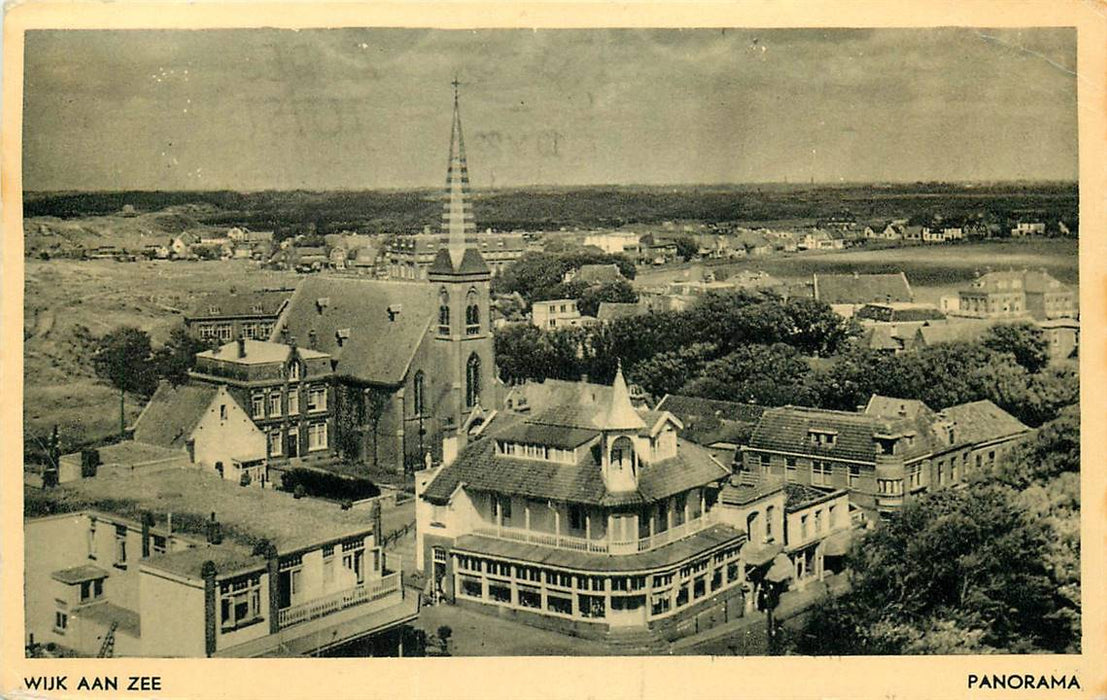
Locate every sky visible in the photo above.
<box><xmin>22</xmin><ymin>27</ymin><xmax>1078</xmax><ymax>191</ymax></box>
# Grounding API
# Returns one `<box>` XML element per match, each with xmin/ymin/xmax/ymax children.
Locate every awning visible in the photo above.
<box><xmin>822</xmin><ymin>530</ymin><xmax>853</xmax><ymax>557</ymax></box>
<box><xmin>765</xmin><ymin>554</ymin><xmax>794</xmax><ymax>583</ymax></box>
<box><xmin>741</xmin><ymin>541</ymin><xmax>783</xmax><ymax>567</ymax></box>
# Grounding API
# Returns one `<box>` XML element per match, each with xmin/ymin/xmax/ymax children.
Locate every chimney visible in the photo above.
<box><xmin>237</xmin><ymin>334</ymin><xmax>246</xmax><ymax>359</ymax></box>
<box><xmin>581</xmin><ymin>373</ymin><xmax>589</xmax><ymax>384</ymax></box>
<box><xmin>280</xmin><ymin>327</ymin><xmax>290</xmax><ymax>343</ymax></box>
<box><xmin>206</xmin><ymin>512</ymin><xmax>223</xmax><ymax>545</ymax></box>
<box><xmin>308</xmin><ymin>330</ymin><xmax>317</xmax><ymax>349</ymax></box>
<box><xmin>853</xmin><ymin>271</ymin><xmax>860</xmax><ymax>279</ymax></box>
<box><xmin>289</xmin><ymin>335</ymin><xmax>297</xmax><ymax>352</ymax></box>
<box><xmin>898</xmin><ymin>403</ymin><xmax>907</xmax><ymax>417</ymax></box>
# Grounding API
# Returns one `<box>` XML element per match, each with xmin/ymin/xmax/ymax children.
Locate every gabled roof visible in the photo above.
<box><xmin>913</xmin><ymin>319</ymin><xmax>1001</xmax><ymax>347</ymax></box>
<box><xmin>939</xmin><ymin>400</ymin><xmax>1029</xmax><ymax>445</ymax></box>
<box><xmin>131</xmin><ymin>382</ymin><xmax>219</xmax><ymax>450</ymax></box>
<box><xmin>576</xmin><ymin>264</ymin><xmax>623</xmax><ymax>283</ymax></box>
<box><xmin>495</xmin><ymin>422</ymin><xmax>600</xmax><ymax>450</ymax></box>
<box><xmin>863</xmin><ymin>395</ymin><xmax>935</xmax><ymax>421</ymax></box>
<box><xmin>813</xmin><ymin>272</ymin><xmax>913</xmax><ymax>305</ymax></box>
<box><xmin>185</xmin><ymin>289</ymin><xmax>291</xmax><ymax>320</ymax></box>
<box><xmin>276</xmin><ymin>276</ymin><xmax>437</xmax><ymax>385</ymax></box>
<box><xmin>656</xmin><ymin>395</ymin><xmax>767</xmax><ymax>425</ymax></box>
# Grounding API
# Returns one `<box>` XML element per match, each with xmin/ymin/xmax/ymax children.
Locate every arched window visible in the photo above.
<box><xmin>465</xmin><ymin>353</ymin><xmax>482</xmax><ymax>409</ymax></box>
<box><xmin>438</xmin><ymin>289</ymin><xmax>450</xmax><ymax>335</ymax></box>
<box><xmin>465</xmin><ymin>289</ymin><xmax>480</xmax><ymax>335</ymax></box>
<box><xmin>413</xmin><ymin>371</ymin><xmax>425</xmax><ymax>416</ymax></box>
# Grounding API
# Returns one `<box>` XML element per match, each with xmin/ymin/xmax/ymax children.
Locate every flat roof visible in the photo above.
<box><xmin>52</xmin><ymin>564</ymin><xmax>110</xmax><ymax>584</ymax></box>
<box><xmin>41</xmin><ymin>469</ymin><xmax>376</xmax><ymax>555</ymax></box>
<box><xmin>452</xmin><ymin>524</ymin><xmax>745</xmax><ymax>574</ymax></box>
<box><xmin>143</xmin><ymin>542</ymin><xmax>263</xmax><ymax>580</ymax></box>
<box><xmin>197</xmin><ymin>339</ymin><xmax>329</xmax><ymax>365</ymax></box>
<box><xmin>75</xmin><ymin>601</ymin><xmax>141</xmax><ymax>638</ymax></box>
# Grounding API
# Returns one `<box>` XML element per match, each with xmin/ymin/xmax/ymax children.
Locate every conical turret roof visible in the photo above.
<box><xmin>600</xmin><ymin>363</ymin><xmax>646</xmax><ymax>431</ymax></box>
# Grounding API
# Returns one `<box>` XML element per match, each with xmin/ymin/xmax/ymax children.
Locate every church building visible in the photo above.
<box><xmin>270</xmin><ymin>84</ymin><xmax>497</xmax><ymax>472</ymax></box>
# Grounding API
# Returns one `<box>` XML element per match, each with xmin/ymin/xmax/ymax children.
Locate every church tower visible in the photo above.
<box><xmin>427</xmin><ymin>79</ymin><xmax>495</xmax><ymax>444</ymax></box>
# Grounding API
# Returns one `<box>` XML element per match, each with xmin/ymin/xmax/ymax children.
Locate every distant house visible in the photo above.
<box><xmin>583</xmin><ymin>231</ymin><xmax>641</xmax><ymax>257</ymax></box>
<box><xmin>908</xmin><ymin>318</ymin><xmax>1003</xmax><ymax>351</ymax></box>
<box><xmin>854</xmin><ymin>303</ymin><xmax>945</xmax><ymax>324</ymax></box>
<box><xmin>921</xmin><ymin>227</ymin><xmax>944</xmax><ymax>243</ymax></box>
<box><xmin>531</xmin><ymin>299</ymin><xmax>595</xmax><ymax>330</ymax></box>
<box><xmin>131</xmin><ymin>382</ymin><xmax>267</xmax><ymax>484</ymax></box>
<box><xmin>655</xmin><ymin>394</ymin><xmax>767</xmax><ymax>465</ymax></box>
<box><xmin>184</xmin><ymin>289</ymin><xmax>292</xmax><ymax>343</ymax></box>
<box><xmin>169</xmin><ymin>233</ymin><xmax>200</xmax><ymax>258</ymax></box>
<box><xmin>880</xmin><ymin>224</ymin><xmax>904</xmax><ymax>240</ymax></box>
<box><xmin>1037</xmin><ymin>318</ymin><xmax>1079</xmax><ymax>363</ymax></box>
<box><xmin>1011</xmin><ymin>221</ymin><xmax>1046</xmax><ymax>237</ymax></box>
<box><xmin>901</xmin><ymin>226</ymin><xmax>924</xmax><ymax>242</ymax></box>
<box><xmin>638</xmin><ymin>234</ymin><xmax>679</xmax><ymax>264</ymax></box>
<box><xmin>957</xmin><ymin>269</ymin><xmax>1076</xmax><ymax>321</ymax></box>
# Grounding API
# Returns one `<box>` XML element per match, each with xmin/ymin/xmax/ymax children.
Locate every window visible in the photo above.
<box><xmin>579</xmin><ymin>594</ymin><xmax>606</xmax><ymax>619</ymax></box>
<box><xmin>438</xmin><ymin>289</ymin><xmax>450</xmax><ymax>335</ymax></box>
<box><xmin>287</xmin><ymin>390</ymin><xmax>299</xmax><ymax>416</ymax></box>
<box><xmin>220</xmin><ymin>575</ymin><xmax>263</xmax><ymax>631</ymax></box>
<box><xmin>765</xmin><ymin>505</ymin><xmax>775</xmax><ymax>540</ymax></box>
<box><xmin>785</xmin><ymin>458</ymin><xmax>797</xmax><ymax>482</ymax></box>
<box><xmin>800</xmin><ymin>514</ymin><xmax>809</xmax><ymax>539</ymax></box>
<box><xmin>308</xmin><ymin>387</ymin><xmax>327</xmax><ymax>412</ymax></box>
<box><xmin>568</xmin><ymin>505</ymin><xmax>586</xmax><ymax>532</ymax></box>
<box><xmin>760</xmin><ymin>454</ymin><xmax>770</xmax><ymax>470</ymax></box>
<box><xmin>459</xmin><ymin>576</ymin><xmax>483</xmax><ymax>599</ymax></box>
<box><xmin>88</xmin><ymin>519</ymin><xmax>97</xmax><ymax>559</ymax></box>
<box><xmin>466</xmin><ymin>354</ymin><xmax>482</xmax><ymax>409</ymax></box>
<box><xmin>491</xmin><ymin>495</ymin><xmax>512</xmax><ymax>524</ymax></box>
<box><xmin>651</xmin><ymin>593</ymin><xmax>672</xmax><ymax>616</ymax></box>
<box><xmin>342</xmin><ymin>543</ymin><xmax>365</xmax><ymax>585</ymax></box>
<box><xmin>269</xmin><ymin>430</ymin><xmax>282</xmax><ymax>457</ymax></box>
<box><xmin>323</xmin><ymin>545</ymin><xmax>335</xmax><ymax>585</ymax></box>
<box><xmin>413</xmin><ymin>372</ymin><xmax>426</xmax><ymax>416</ymax></box>
<box><xmin>848</xmin><ymin>464</ymin><xmax>861</xmax><ymax>488</ymax></box>
<box><xmin>466</xmin><ymin>290</ymin><xmax>481</xmax><ymax>335</ymax></box>
<box><xmin>308</xmin><ymin>422</ymin><xmax>328</xmax><ymax>451</ymax></box>
<box><xmin>829</xmin><ymin>504</ymin><xmax>838</xmax><ymax>529</ymax></box>
<box><xmin>288</xmin><ymin>361</ymin><xmax>300</xmax><ymax>381</ymax></box>
<box><xmin>877</xmin><ymin>479</ymin><xmax>903</xmax><ymax>496</ymax></box>
<box><xmin>217</xmin><ymin>324</ymin><xmax>233</xmax><ymax>341</ymax></box>
<box><xmin>242</xmin><ymin>323</ymin><xmax>259</xmax><ymax>339</ymax></box>
<box><xmin>518</xmin><ymin>586</ymin><xmax>541</xmax><ymax>609</ymax></box>
<box><xmin>812</xmin><ymin>461</ymin><xmax>831</xmax><ymax>486</ymax></box>
<box><xmin>252</xmin><ymin>394</ymin><xmax>265</xmax><ymax>419</ymax></box>
<box><xmin>54</xmin><ymin>610</ymin><xmax>68</xmax><ymax>633</ymax></box>
<box><xmin>546</xmin><ymin>593</ymin><xmax>572</xmax><ymax>615</ymax></box>
<box><xmin>267</xmin><ymin>392</ymin><xmax>282</xmax><ymax>418</ymax></box>
<box><xmin>488</xmin><ymin>581</ymin><xmax>511</xmax><ymax>603</ymax></box>
<box><xmin>909</xmin><ymin>463</ymin><xmax>923</xmax><ymax>488</ymax></box>
<box><xmin>151</xmin><ymin>534</ymin><xmax>167</xmax><ymax>555</ymax></box>
<box><xmin>814</xmin><ymin>509</ymin><xmax>824</xmax><ymax>533</ymax></box>
<box><xmin>114</xmin><ymin>525</ymin><xmax>128</xmax><ymax>569</ymax></box>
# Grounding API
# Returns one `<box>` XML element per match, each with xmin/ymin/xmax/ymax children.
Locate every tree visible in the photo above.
<box><xmin>151</xmin><ymin>324</ymin><xmax>214</xmax><ymax>386</ymax></box>
<box><xmin>782</xmin><ymin>298</ymin><xmax>858</xmax><ymax>357</ymax></box>
<box><xmin>92</xmin><ymin>327</ymin><xmax>157</xmax><ymax>437</ymax></box>
<box><xmin>681</xmin><ymin>343</ymin><xmax>815</xmax><ymax>406</ymax></box>
<box><xmin>982</xmin><ymin>322</ymin><xmax>1050</xmax><ymax>373</ymax></box>
<box><xmin>672</xmin><ymin>234</ymin><xmax>698</xmax><ymax>262</ymax></box>
<box><xmin>790</xmin><ymin>484</ymin><xmax>1078</xmax><ymax>655</ymax></box>
<box><xmin>628</xmin><ymin>343</ymin><xmax>717</xmax><ymax>398</ymax></box>
<box><xmin>577</xmin><ymin>279</ymin><xmax>638</xmax><ymax>317</ymax></box>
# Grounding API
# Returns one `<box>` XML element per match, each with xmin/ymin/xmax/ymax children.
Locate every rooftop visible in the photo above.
<box><xmin>52</xmin><ymin>564</ymin><xmax>110</xmax><ymax>584</ymax></box>
<box><xmin>40</xmin><ymin>468</ymin><xmax>378</xmax><ymax>557</ymax></box>
<box><xmin>130</xmin><ymin>382</ymin><xmax>219</xmax><ymax>450</ymax></box>
<box><xmin>185</xmin><ymin>289</ymin><xmax>291</xmax><ymax>320</ymax></box>
<box><xmin>74</xmin><ymin>601</ymin><xmax>141</xmax><ymax>639</ymax></box>
<box><xmin>196</xmin><ymin>339</ymin><xmax>330</xmax><ymax>366</ymax></box>
<box><xmin>813</xmin><ymin>272</ymin><xmax>913</xmax><ymax>305</ymax></box>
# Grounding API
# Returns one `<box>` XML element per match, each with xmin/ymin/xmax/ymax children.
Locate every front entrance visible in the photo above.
<box><xmin>287</xmin><ymin>429</ymin><xmax>299</xmax><ymax>459</ymax></box>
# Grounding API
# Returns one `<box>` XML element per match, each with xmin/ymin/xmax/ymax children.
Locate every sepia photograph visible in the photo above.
<box><xmin>3</xmin><ymin>6</ymin><xmax>1103</xmax><ymax>697</ymax></box>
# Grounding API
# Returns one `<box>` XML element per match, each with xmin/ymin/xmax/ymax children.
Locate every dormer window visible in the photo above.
<box><xmin>288</xmin><ymin>361</ymin><xmax>301</xmax><ymax>381</ymax></box>
<box><xmin>809</xmin><ymin>429</ymin><xmax>837</xmax><ymax>447</ymax></box>
<box><xmin>251</xmin><ymin>304</ymin><xmax>264</xmax><ymax>314</ymax></box>
<box><xmin>335</xmin><ymin>328</ymin><xmax>351</xmax><ymax>347</ymax></box>
<box><xmin>208</xmin><ymin>305</ymin><xmax>220</xmax><ymax>315</ymax></box>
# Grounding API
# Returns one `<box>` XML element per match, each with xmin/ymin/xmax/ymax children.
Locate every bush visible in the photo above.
<box><xmin>280</xmin><ymin>468</ymin><xmax>380</xmax><ymax>502</ymax></box>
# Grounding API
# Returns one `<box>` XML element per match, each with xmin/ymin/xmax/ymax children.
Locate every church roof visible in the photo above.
<box><xmin>276</xmin><ymin>276</ymin><xmax>437</xmax><ymax>386</ymax></box>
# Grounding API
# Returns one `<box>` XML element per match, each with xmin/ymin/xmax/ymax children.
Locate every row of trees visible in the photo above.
<box><xmin>788</xmin><ymin>404</ymin><xmax>1080</xmax><ymax>655</ymax></box>
<box><xmin>492</xmin><ymin>249</ymin><xmax>636</xmax><ymax>305</ymax></box>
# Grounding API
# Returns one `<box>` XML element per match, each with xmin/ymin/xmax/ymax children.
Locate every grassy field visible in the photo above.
<box><xmin>23</xmin><ymin>259</ymin><xmax>301</xmax><ymax>457</ymax></box>
<box><xmin>634</xmin><ymin>239</ymin><xmax>1079</xmax><ymax>299</ymax></box>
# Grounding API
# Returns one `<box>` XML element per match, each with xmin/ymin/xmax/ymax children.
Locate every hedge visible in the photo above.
<box><xmin>279</xmin><ymin>468</ymin><xmax>380</xmax><ymax>502</ymax></box>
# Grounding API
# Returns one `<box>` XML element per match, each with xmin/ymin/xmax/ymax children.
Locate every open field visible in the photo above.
<box><xmin>634</xmin><ymin>239</ymin><xmax>1079</xmax><ymax>301</ymax></box>
<box><xmin>23</xmin><ymin>259</ymin><xmax>301</xmax><ymax>455</ymax></box>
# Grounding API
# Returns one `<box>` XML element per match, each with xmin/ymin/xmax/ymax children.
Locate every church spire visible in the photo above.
<box><xmin>443</xmin><ymin>77</ymin><xmax>475</xmax><ymax>269</ymax></box>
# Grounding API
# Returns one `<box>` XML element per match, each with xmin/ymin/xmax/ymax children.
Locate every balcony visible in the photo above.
<box><xmin>472</xmin><ymin>509</ymin><xmax>720</xmax><ymax>556</ymax></box>
<box><xmin>277</xmin><ymin>572</ymin><xmax>401</xmax><ymax>629</ymax></box>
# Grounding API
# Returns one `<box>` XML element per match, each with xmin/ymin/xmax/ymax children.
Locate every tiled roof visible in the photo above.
<box><xmin>939</xmin><ymin>400</ymin><xmax>1029</xmax><ymax>445</ymax></box>
<box><xmin>861</xmin><ymin>326</ymin><xmax>904</xmax><ymax>351</ymax></box>
<box><xmin>864</xmin><ymin>395</ymin><xmax>935</xmax><ymax>421</ymax></box>
<box><xmin>968</xmin><ymin>269</ymin><xmax>1071</xmax><ymax>295</ymax></box>
<box><xmin>748</xmin><ymin>406</ymin><xmax>935</xmax><ymax>463</ymax></box>
<box><xmin>131</xmin><ymin>382</ymin><xmax>218</xmax><ymax>450</ymax></box>
<box><xmin>783</xmin><ymin>483</ymin><xmax>841</xmax><ymax>512</ymax></box>
<box><xmin>813</xmin><ymin>272</ymin><xmax>913</xmax><ymax>305</ymax></box>
<box><xmin>636</xmin><ymin>439</ymin><xmax>730</xmax><ymax>502</ymax></box>
<box><xmin>185</xmin><ymin>290</ymin><xmax>291</xmax><ymax>320</ymax></box>
<box><xmin>719</xmin><ymin>479</ymin><xmax>785</xmax><ymax>506</ymax></box>
<box><xmin>657</xmin><ymin>395</ymin><xmax>766</xmax><ymax>425</ymax></box>
<box><xmin>452</xmin><ymin>524</ymin><xmax>745</xmax><ymax>573</ymax></box>
<box><xmin>495</xmin><ymin>422</ymin><xmax>600</xmax><ymax>450</ymax></box>
<box><xmin>914</xmin><ymin>319</ymin><xmax>1001</xmax><ymax>347</ymax></box>
<box><xmin>276</xmin><ymin>276</ymin><xmax>436</xmax><ymax>385</ymax></box>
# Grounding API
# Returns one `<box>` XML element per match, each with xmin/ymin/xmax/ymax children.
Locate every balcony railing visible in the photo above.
<box><xmin>473</xmin><ymin>524</ymin><xmax>610</xmax><ymax>553</ymax></box>
<box><xmin>277</xmin><ymin>572</ymin><xmax>401</xmax><ymax>629</ymax></box>
<box><xmin>473</xmin><ymin>509</ymin><xmax>720</xmax><ymax>556</ymax></box>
